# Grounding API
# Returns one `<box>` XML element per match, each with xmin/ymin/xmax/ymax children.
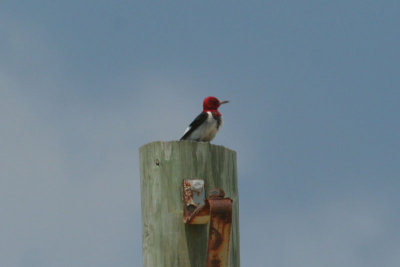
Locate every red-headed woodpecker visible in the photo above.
<box><xmin>180</xmin><ymin>96</ymin><xmax>229</xmax><ymax>142</ymax></box>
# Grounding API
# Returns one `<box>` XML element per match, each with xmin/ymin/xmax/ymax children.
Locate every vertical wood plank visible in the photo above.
<box><xmin>140</xmin><ymin>141</ymin><xmax>240</xmax><ymax>267</ymax></box>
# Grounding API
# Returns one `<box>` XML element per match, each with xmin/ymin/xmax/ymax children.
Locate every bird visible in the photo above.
<box><xmin>180</xmin><ymin>96</ymin><xmax>229</xmax><ymax>142</ymax></box>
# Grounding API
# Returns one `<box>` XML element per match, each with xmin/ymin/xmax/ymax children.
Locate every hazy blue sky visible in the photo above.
<box><xmin>1</xmin><ymin>1</ymin><xmax>399</xmax><ymax>266</ymax></box>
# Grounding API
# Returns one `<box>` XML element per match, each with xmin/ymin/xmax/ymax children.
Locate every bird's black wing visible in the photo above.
<box><xmin>180</xmin><ymin>112</ymin><xmax>208</xmax><ymax>140</ymax></box>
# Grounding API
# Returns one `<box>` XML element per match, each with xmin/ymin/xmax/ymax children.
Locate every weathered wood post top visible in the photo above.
<box><xmin>140</xmin><ymin>141</ymin><xmax>240</xmax><ymax>267</ymax></box>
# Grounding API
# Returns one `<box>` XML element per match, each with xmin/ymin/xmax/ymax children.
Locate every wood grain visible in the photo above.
<box><xmin>140</xmin><ymin>141</ymin><xmax>240</xmax><ymax>267</ymax></box>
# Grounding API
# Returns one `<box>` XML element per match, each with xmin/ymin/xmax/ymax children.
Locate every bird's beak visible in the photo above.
<box><xmin>220</xmin><ymin>100</ymin><xmax>229</xmax><ymax>105</ymax></box>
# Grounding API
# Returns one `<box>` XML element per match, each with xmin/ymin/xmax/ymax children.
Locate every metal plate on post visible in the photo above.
<box><xmin>183</xmin><ymin>181</ymin><xmax>233</xmax><ymax>267</ymax></box>
<box><xmin>183</xmin><ymin>179</ymin><xmax>209</xmax><ymax>224</ymax></box>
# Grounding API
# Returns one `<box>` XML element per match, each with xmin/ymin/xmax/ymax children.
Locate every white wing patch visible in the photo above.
<box><xmin>183</xmin><ymin>126</ymin><xmax>191</xmax><ymax>135</ymax></box>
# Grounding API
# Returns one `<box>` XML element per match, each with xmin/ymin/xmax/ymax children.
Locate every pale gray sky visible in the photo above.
<box><xmin>1</xmin><ymin>1</ymin><xmax>399</xmax><ymax>266</ymax></box>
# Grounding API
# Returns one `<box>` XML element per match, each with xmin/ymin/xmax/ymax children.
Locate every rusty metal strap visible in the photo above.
<box><xmin>183</xmin><ymin>179</ymin><xmax>233</xmax><ymax>267</ymax></box>
<box><xmin>207</xmin><ymin>198</ymin><xmax>232</xmax><ymax>267</ymax></box>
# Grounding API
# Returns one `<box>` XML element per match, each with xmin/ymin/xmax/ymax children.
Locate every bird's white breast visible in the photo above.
<box><xmin>186</xmin><ymin>112</ymin><xmax>222</xmax><ymax>141</ymax></box>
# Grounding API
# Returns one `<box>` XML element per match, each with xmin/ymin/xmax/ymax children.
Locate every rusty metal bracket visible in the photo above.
<box><xmin>183</xmin><ymin>179</ymin><xmax>233</xmax><ymax>267</ymax></box>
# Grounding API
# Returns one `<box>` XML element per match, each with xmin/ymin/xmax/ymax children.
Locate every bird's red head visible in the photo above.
<box><xmin>203</xmin><ymin>96</ymin><xmax>229</xmax><ymax>112</ymax></box>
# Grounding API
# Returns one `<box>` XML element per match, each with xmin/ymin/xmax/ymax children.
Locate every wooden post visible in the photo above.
<box><xmin>140</xmin><ymin>141</ymin><xmax>240</xmax><ymax>267</ymax></box>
